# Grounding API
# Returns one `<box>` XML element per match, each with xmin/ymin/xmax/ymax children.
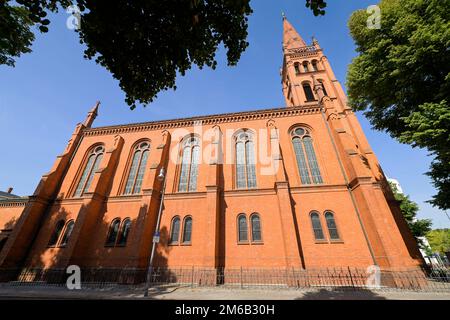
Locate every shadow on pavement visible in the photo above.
<box><xmin>296</xmin><ymin>287</ymin><xmax>387</xmax><ymax>300</ymax></box>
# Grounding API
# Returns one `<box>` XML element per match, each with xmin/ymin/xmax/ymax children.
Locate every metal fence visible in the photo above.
<box><xmin>1</xmin><ymin>266</ymin><xmax>449</xmax><ymax>292</ymax></box>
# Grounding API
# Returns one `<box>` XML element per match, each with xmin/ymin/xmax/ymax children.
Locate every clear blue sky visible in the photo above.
<box><xmin>0</xmin><ymin>0</ymin><xmax>448</xmax><ymax>228</ymax></box>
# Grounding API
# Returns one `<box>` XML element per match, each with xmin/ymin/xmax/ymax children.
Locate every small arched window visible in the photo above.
<box><xmin>235</xmin><ymin>130</ymin><xmax>257</xmax><ymax>189</ymax></box>
<box><xmin>291</xmin><ymin>127</ymin><xmax>323</xmax><ymax>184</ymax></box>
<box><xmin>106</xmin><ymin>218</ymin><xmax>121</xmax><ymax>246</ymax></box>
<box><xmin>312</xmin><ymin>60</ymin><xmax>319</xmax><ymax>71</ymax></box>
<box><xmin>302</xmin><ymin>83</ymin><xmax>315</xmax><ymax>102</ymax></box>
<box><xmin>48</xmin><ymin>220</ymin><xmax>65</xmax><ymax>247</ymax></box>
<box><xmin>310</xmin><ymin>212</ymin><xmax>325</xmax><ymax>240</ymax></box>
<box><xmin>169</xmin><ymin>216</ymin><xmax>181</xmax><ymax>244</ymax></box>
<box><xmin>59</xmin><ymin>220</ymin><xmax>75</xmax><ymax>247</ymax></box>
<box><xmin>294</xmin><ymin>63</ymin><xmax>300</xmax><ymax>75</ymax></box>
<box><xmin>250</xmin><ymin>214</ymin><xmax>262</xmax><ymax>242</ymax></box>
<box><xmin>325</xmin><ymin>211</ymin><xmax>340</xmax><ymax>240</ymax></box>
<box><xmin>74</xmin><ymin>145</ymin><xmax>105</xmax><ymax>197</ymax></box>
<box><xmin>182</xmin><ymin>216</ymin><xmax>192</xmax><ymax>243</ymax></box>
<box><xmin>124</xmin><ymin>141</ymin><xmax>150</xmax><ymax>194</ymax></box>
<box><xmin>178</xmin><ymin>137</ymin><xmax>200</xmax><ymax>192</ymax></box>
<box><xmin>303</xmin><ymin>61</ymin><xmax>309</xmax><ymax>72</ymax></box>
<box><xmin>237</xmin><ymin>214</ymin><xmax>248</xmax><ymax>242</ymax></box>
<box><xmin>117</xmin><ymin>218</ymin><xmax>132</xmax><ymax>246</ymax></box>
<box><xmin>318</xmin><ymin>80</ymin><xmax>328</xmax><ymax>96</ymax></box>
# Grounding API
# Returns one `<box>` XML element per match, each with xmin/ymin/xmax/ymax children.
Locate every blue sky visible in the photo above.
<box><xmin>0</xmin><ymin>0</ymin><xmax>448</xmax><ymax>228</ymax></box>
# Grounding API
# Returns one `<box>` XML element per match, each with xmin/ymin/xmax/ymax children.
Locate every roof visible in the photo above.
<box><xmin>0</xmin><ymin>191</ymin><xmax>21</xmax><ymax>199</ymax></box>
<box><xmin>0</xmin><ymin>191</ymin><xmax>28</xmax><ymax>203</ymax></box>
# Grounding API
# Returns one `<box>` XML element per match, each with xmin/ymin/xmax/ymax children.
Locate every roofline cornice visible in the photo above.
<box><xmin>83</xmin><ymin>105</ymin><xmax>321</xmax><ymax>137</ymax></box>
<box><xmin>0</xmin><ymin>199</ymin><xmax>28</xmax><ymax>208</ymax></box>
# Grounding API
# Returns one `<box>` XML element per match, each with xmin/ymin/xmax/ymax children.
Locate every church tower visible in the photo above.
<box><xmin>281</xmin><ymin>16</ymin><xmax>425</xmax><ymax>269</ymax></box>
<box><xmin>281</xmin><ymin>15</ymin><xmax>348</xmax><ymax>112</ymax></box>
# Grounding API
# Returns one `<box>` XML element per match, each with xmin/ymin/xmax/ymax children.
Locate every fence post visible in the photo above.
<box><xmin>191</xmin><ymin>266</ymin><xmax>194</xmax><ymax>288</ymax></box>
<box><xmin>348</xmin><ymin>266</ymin><xmax>354</xmax><ymax>288</ymax></box>
<box><xmin>292</xmin><ymin>267</ymin><xmax>296</xmax><ymax>288</ymax></box>
<box><xmin>240</xmin><ymin>267</ymin><xmax>243</xmax><ymax>289</ymax></box>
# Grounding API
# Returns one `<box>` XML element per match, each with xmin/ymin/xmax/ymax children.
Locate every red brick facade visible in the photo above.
<box><xmin>0</xmin><ymin>18</ymin><xmax>424</xmax><ymax>279</ymax></box>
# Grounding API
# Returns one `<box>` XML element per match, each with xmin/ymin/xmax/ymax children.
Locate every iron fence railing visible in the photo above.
<box><xmin>0</xmin><ymin>266</ymin><xmax>449</xmax><ymax>292</ymax></box>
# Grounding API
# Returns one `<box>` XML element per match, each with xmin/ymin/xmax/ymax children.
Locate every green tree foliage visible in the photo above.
<box><xmin>306</xmin><ymin>0</ymin><xmax>327</xmax><ymax>16</ymax></box>
<box><xmin>426</xmin><ymin>229</ymin><xmax>450</xmax><ymax>255</ymax></box>
<box><xmin>347</xmin><ymin>0</ymin><xmax>450</xmax><ymax>210</ymax></box>
<box><xmin>0</xmin><ymin>0</ymin><xmax>327</xmax><ymax>109</ymax></box>
<box><xmin>400</xmin><ymin>102</ymin><xmax>450</xmax><ymax>210</ymax></box>
<box><xmin>389</xmin><ymin>182</ymin><xmax>432</xmax><ymax>247</ymax></box>
<box><xmin>0</xmin><ymin>3</ymin><xmax>35</xmax><ymax>66</ymax></box>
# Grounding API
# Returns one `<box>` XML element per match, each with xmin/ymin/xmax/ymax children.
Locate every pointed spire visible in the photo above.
<box><xmin>283</xmin><ymin>17</ymin><xmax>307</xmax><ymax>50</ymax></box>
<box><xmin>84</xmin><ymin>101</ymin><xmax>100</xmax><ymax>128</ymax></box>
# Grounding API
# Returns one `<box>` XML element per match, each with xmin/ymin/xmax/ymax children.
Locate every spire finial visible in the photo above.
<box><xmin>84</xmin><ymin>100</ymin><xmax>100</xmax><ymax>128</ymax></box>
<box><xmin>282</xmin><ymin>11</ymin><xmax>286</xmax><ymax>20</ymax></box>
<box><xmin>91</xmin><ymin>100</ymin><xmax>100</xmax><ymax>114</ymax></box>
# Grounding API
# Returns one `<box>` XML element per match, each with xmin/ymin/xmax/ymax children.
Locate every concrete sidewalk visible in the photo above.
<box><xmin>0</xmin><ymin>285</ymin><xmax>449</xmax><ymax>300</ymax></box>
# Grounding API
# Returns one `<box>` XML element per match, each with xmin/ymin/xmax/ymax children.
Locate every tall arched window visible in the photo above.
<box><xmin>250</xmin><ymin>214</ymin><xmax>262</xmax><ymax>242</ymax></box>
<box><xmin>302</xmin><ymin>82</ymin><xmax>315</xmax><ymax>101</ymax></box>
<box><xmin>48</xmin><ymin>220</ymin><xmax>65</xmax><ymax>247</ymax></box>
<box><xmin>325</xmin><ymin>211</ymin><xmax>340</xmax><ymax>240</ymax></box>
<box><xmin>74</xmin><ymin>145</ymin><xmax>105</xmax><ymax>197</ymax></box>
<box><xmin>294</xmin><ymin>63</ymin><xmax>300</xmax><ymax>75</ymax></box>
<box><xmin>318</xmin><ymin>80</ymin><xmax>328</xmax><ymax>96</ymax></box>
<box><xmin>237</xmin><ymin>214</ymin><xmax>248</xmax><ymax>242</ymax></box>
<box><xmin>117</xmin><ymin>218</ymin><xmax>132</xmax><ymax>246</ymax></box>
<box><xmin>59</xmin><ymin>220</ymin><xmax>75</xmax><ymax>247</ymax></box>
<box><xmin>235</xmin><ymin>130</ymin><xmax>256</xmax><ymax>189</ymax></box>
<box><xmin>312</xmin><ymin>60</ymin><xmax>319</xmax><ymax>71</ymax></box>
<box><xmin>169</xmin><ymin>216</ymin><xmax>181</xmax><ymax>244</ymax></box>
<box><xmin>105</xmin><ymin>218</ymin><xmax>121</xmax><ymax>246</ymax></box>
<box><xmin>303</xmin><ymin>61</ymin><xmax>309</xmax><ymax>72</ymax></box>
<box><xmin>178</xmin><ymin>136</ymin><xmax>200</xmax><ymax>192</ymax></box>
<box><xmin>182</xmin><ymin>216</ymin><xmax>192</xmax><ymax>243</ymax></box>
<box><xmin>291</xmin><ymin>127</ymin><xmax>323</xmax><ymax>184</ymax></box>
<box><xmin>124</xmin><ymin>141</ymin><xmax>150</xmax><ymax>194</ymax></box>
<box><xmin>310</xmin><ymin>212</ymin><xmax>325</xmax><ymax>240</ymax></box>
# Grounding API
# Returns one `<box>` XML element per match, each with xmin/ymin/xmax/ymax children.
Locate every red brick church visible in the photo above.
<box><xmin>0</xmin><ymin>17</ymin><xmax>424</xmax><ymax>284</ymax></box>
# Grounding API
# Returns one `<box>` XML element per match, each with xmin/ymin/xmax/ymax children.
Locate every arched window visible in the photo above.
<box><xmin>105</xmin><ymin>218</ymin><xmax>121</xmax><ymax>246</ymax></box>
<box><xmin>318</xmin><ymin>80</ymin><xmax>328</xmax><ymax>96</ymax></box>
<box><xmin>182</xmin><ymin>216</ymin><xmax>192</xmax><ymax>243</ymax></box>
<box><xmin>325</xmin><ymin>211</ymin><xmax>340</xmax><ymax>240</ymax></box>
<box><xmin>310</xmin><ymin>212</ymin><xmax>325</xmax><ymax>240</ymax></box>
<box><xmin>169</xmin><ymin>216</ymin><xmax>181</xmax><ymax>244</ymax></box>
<box><xmin>124</xmin><ymin>141</ymin><xmax>150</xmax><ymax>194</ymax></box>
<box><xmin>178</xmin><ymin>136</ymin><xmax>200</xmax><ymax>192</ymax></box>
<box><xmin>235</xmin><ymin>130</ymin><xmax>256</xmax><ymax>189</ymax></box>
<box><xmin>294</xmin><ymin>63</ymin><xmax>300</xmax><ymax>75</ymax></box>
<box><xmin>74</xmin><ymin>145</ymin><xmax>105</xmax><ymax>197</ymax></box>
<box><xmin>302</xmin><ymin>82</ymin><xmax>315</xmax><ymax>101</ymax></box>
<box><xmin>312</xmin><ymin>60</ymin><xmax>319</xmax><ymax>71</ymax></box>
<box><xmin>59</xmin><ymin>220</ymin><xmax>75</xmax><ymax>247</ymax></box>
<box><xmin>237</xmin><ymin>214</ymin><xmax>248</xmax><ymax>242</ymax></box>
<box><xmin>250</xmin><ymin>214</ymin><xmax>262</xmax><ymax>242</ymax></box>
<box><xmin>117</xmin><ymin>218</ymin><xmax>132</xmax><ymax>246</ymax></box>
<box><xmin>48</xmin><ymin>220</ymin><xmax>65</xmax><ymax>247</ymax></box>
<box><xmin>291</xmin><ymin>127</ymin><xmax>323</xmax><ymax>184</ymax></box>
<box><xmin>303</xmin><ymin>61</ymin><xmax>309</xmax><ymax>72</ymax></box>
